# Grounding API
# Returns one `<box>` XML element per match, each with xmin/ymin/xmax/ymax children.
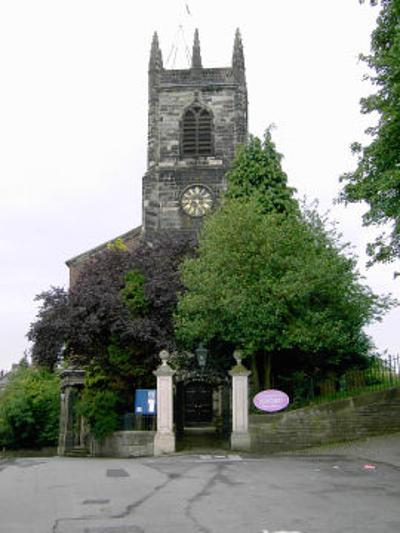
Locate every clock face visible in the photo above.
<box><xmin>180</xmin><ymin>185</ymin><xmax>213</xmax><ymax>217</ymax></box>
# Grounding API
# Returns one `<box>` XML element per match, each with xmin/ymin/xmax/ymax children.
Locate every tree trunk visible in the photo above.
<box><xmin>264</xmin><ymin>352</ymin><xmax>272</xmax><ymax>389</ymax></box>
<box><xmin>251</xmin><ymin>355</ymin><xmax>260</xmax><ymax>391</ymax></box>
<box><xmin>251</xmin><ymin>352</ymin><xmax>273</xmax><ymax>390</ymax></box>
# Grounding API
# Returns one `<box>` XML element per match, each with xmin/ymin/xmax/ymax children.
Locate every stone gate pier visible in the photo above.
<box><xmin>229</xmin><ymin>350</ymin><xmax>251</xmax><ymax>451</ymax></box>
<box><xmin>58</xmin><ymin>368</ymin><xmax>86</xmax><ymax>456</ymax></box>
<box><xmin>153</xmin><ymin>350</ymin><xmax>176</xmax><ymax>455</ymax></box>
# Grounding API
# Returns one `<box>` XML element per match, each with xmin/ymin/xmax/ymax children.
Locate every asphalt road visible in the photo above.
<box><xmin>1</xmin><ymin>443</ymin><xmax>399</xmax><ymax>533</ymax></box>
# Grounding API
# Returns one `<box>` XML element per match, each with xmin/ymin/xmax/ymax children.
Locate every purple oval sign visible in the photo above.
<box><xmin>253</xmin><ymin>389</ymin><xmax>289</xmax><ymax>413</ymax></box>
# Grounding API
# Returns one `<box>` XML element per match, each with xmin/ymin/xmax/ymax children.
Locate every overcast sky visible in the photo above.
<box><xmin>0</xmin><ymin>0</ymin><xmax>398</xmax><ymax>371</ymax></box>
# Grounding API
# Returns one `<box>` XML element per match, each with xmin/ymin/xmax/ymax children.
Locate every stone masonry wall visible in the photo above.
<box><xmin>143</xmin><ymin>76</ymin><xmax>242</xmax><ymax>234</ymax></box>
<box><xmin>250</xmin><ymin>387</ymin><xmax>400</xmax><ymax>454</ymax></box>
<box><xmin>143</xmin><ymin>165</ymin><xmax>227</xmax><ymax>233</ymax></box>
<box><xmin>157</xmin><ymin>88</ymin><xmax>237</xmax><ymax>162</ymax></box>
<box><xmin>90</xmin><ymin>431</ymin><xmax>155</xmax><ymax>458</ymax></box>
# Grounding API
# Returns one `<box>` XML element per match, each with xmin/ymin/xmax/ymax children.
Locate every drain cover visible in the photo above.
<box><xmin>106</xmin><ymin>469</ymin><xmax>129</xmax><ymax>478</ymax></box>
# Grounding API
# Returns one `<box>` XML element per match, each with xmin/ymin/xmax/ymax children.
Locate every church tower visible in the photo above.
<box><xmin>143</xmin><ymin>29</ymin><xmax>248</xmax><ymax>237</ymax></box>
<box><xmin>66</xmin><ymin>30</ymin><xmax>247</xmax><ymax>285</ymax></box>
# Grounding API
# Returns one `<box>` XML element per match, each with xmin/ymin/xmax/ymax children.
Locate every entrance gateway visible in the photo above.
<box><xmin>154</xmin><ymin>349</ymin><xmax>251</xmax><ymax>454</ymax></box>
<box><xmin>174</xmin><ymin>377</ymin><xmax>231</xmax><ymax>450</ymax></box>
<box><xmin>178</xmin><ymin>379</ymin><xmax>227</xmax><ymax>451</ymax></box>
<box><xmin>58</xmin><ymin>350</ymin><xmax>252</xmax><ymax>456</ymax></box>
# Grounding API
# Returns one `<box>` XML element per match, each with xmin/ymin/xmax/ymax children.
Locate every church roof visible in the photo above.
<box><xmin>66</xmin><ymin>226</ymin><xmax>142</xmax><ymax>267</ymax></box>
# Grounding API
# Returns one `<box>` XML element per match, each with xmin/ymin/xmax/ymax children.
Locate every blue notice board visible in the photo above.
<box><xmin>135</xmin><ymin>389</ymin><xmax>157</xmax><ymax>415</ymax></box>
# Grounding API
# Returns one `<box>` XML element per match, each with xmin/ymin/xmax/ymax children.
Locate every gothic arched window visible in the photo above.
<box><xmin>181</xmin><ymin>105</ymin><xmax>213</xmax><ymax>158</ymax></box>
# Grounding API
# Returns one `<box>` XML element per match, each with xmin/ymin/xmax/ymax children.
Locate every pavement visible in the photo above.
<box><xmin>285</xmin><ymin>432</ymin><xmax>400</xmax><ymax>468</ymax></box>
<box><xmin>0</xmin><ymin>432</ymin><xmax>399</xmax><ymax>533</ymax></box>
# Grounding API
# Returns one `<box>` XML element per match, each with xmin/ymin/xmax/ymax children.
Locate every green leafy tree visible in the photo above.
<box><xmin>340</xmin><ymin>0</ymin><xmax>400</xmax><ymax>264</ymax></box>
<box><xmin>225</xmin><ymin>129</ymin><xmax>298</xmax><ymax>215</ymax></box>
<box><xmin>78</xmin><ymin>389</ymin><xmax>118</xmax><ymax>442</ymax></box>
<box><xmin>175</xmin><ymin>198</ymin><xmax>392</xmax><ymax>389</ymax></box>
<box><xmin>120</xmin><ymin>269</ymin><xmax>149</xmax><ymax>316</ymax></box>
<box><xmin>0</xmin><ymin>365</ymin><xmax>60</xmax><ymax>449</ymax></box>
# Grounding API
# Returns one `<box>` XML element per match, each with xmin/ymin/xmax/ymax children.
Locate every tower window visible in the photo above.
<box><xmin>181</xmin><ymin>105</ymin><xmax>213</xmax><ymax>158</ymax></box>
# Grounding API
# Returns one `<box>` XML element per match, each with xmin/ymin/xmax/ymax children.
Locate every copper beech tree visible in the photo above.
<box><xmin>28</xmin><ymin>234</ymin><xmax>196</xmax><ymax>409</ymax></box>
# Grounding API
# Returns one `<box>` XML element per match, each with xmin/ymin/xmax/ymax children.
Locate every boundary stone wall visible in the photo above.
<box><xmin>90</xmin><ymin>431</ymin><xmax>155</xmax><ymax>458</ymax></box>
<box><xmin>249</xmin><ymin>387</ymin><xmax>400</xmax><ymax>453</ymax></box>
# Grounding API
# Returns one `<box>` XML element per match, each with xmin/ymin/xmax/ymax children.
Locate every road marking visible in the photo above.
<box><xmin>82</xmin><ymin>499</ymin><xmax>110</xmax><ymax>505</ymax></box>
<box><xmin>262</xmin><ymin>530</ymin><xmax>303</xmax><ymax>533</ymax></box>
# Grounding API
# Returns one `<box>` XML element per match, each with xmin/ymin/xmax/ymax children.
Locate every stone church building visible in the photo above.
<box><xmin>66</xmin><ymin>29</ymin><xmax>247</xmax><ymax>284</ymax></box>
<box><xmin>60</xmin><ymin>30</ymin><xmax>249</xmax><ymax>455</ymax></box>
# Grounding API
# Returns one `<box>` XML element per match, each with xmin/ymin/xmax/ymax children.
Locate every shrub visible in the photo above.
<box><xmin>0</xmin><ymin>365</ymin><xmax>60</xmax><ymax>449</ymax></box>
<box><xmin>77</xmin><ymin>389</ymin><xmax>118</xmax><ymax>442</ymax></box>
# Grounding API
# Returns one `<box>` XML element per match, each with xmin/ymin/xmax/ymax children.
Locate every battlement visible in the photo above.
<box><xmin>149</xmin><ymin>28</ymin><xmax>246</xmax><ymax>85</ymax></box>
<box><xmin>159</xmin><ymin>67</ymin><xmax>235</xmax><ymax>86</ymax></box>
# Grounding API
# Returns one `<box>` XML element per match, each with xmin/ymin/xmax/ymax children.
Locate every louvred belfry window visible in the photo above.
<box><xmin>182</xmin><ymin>105</ymin><xmax>213</xmax><ymax>158</ymax></box>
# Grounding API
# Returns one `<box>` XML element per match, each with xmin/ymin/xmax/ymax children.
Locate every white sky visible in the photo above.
<box><xmin>0</xmin><ymin>0</ymin><xmax>398</xmax><ymax>371</ymax></box>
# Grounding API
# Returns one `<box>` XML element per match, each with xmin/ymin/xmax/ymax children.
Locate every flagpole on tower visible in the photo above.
<box><xmin>165</xmin><ymin>1</ymin><xmax>195</xmax><ymax>69</ymax></box>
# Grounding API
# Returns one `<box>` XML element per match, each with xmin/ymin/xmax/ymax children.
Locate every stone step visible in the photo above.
<box><xmin>65</xmin><ymin>448</ymin><xmax>90</xmax><ymax>458</ymax></box>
